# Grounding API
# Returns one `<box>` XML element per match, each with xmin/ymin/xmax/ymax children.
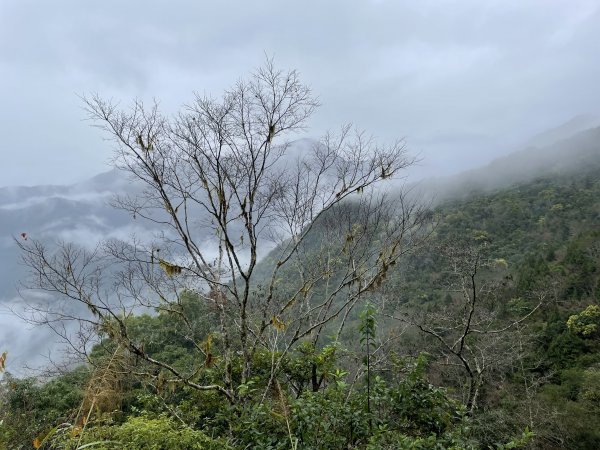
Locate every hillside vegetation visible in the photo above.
<box><xmin>2</xmin><ymin>149</ymin><xmax>600</xmax><ymax>449</ymax></box>
<box><xmin>2</xmin><ymin>63</ymin><xmax>600</xmax><ymax>450</ymax></box>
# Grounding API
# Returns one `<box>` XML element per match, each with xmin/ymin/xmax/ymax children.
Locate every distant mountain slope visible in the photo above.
<box><xmin>0</xmin><ymin>170</ymin><xmax>137</xmax><ymax>292</ymax></box>
<box><xmin>421</xmin><ymin>124</ymin><xmax>600</xmax><ymax>203</ymax></box>
<box><xmin>0</xmin><ymin>170</ymin><xmax>146</xmax><ymax>372</ymax></box>
<box><xmin>527</xmin><ymin>113</ymin><xmax>600</xmax><ymax>148</ymax></box>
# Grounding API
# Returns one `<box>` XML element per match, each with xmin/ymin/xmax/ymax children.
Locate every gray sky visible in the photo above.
<box><xmin>1</xmin><ymin>0</ymin><xmax>599</xmax><ymax>187</ymax></box>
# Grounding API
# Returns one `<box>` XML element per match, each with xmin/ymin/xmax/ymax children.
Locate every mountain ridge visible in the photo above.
<box><xmin>417</xmin><ymin>124</ymin><xmax>600</xmax><ymax>204</ymax></box>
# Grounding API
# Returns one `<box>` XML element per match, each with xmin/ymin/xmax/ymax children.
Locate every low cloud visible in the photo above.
<box><xmin>1</xmin><ymin>1</ymin><xmax>600</xmax><ymax>186</ymax></box>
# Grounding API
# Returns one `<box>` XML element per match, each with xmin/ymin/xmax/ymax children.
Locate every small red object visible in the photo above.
<box><xmin>20</xmin><ymin>232</ymin><xmax>27</xmax><ymax>240</ymax></box>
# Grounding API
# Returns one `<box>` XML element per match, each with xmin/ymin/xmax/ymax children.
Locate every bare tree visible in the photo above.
<box><xmin>18</xmin><ymin>60</ymin><xmax>428</xmax><ymax>403</ymax></box>
<box><xmin>389</xmin><ymin>242</ymin><xmax>545</xmax><ymax>414</ymax></box>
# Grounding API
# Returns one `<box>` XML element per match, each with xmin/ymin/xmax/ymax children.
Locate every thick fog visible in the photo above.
<box><xmin>1</xmin><ymin>0</ymin><xmax>600</xmax><ymax>187</ymax></box>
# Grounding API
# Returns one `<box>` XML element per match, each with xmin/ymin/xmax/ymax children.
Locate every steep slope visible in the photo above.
<box><xmin>420</xmin><ymin>124</ymin><xmax>600</xmax><ymax>203</ymax></box>
<box><xmin>401</xmin><ymin>164</ymin><xmax>600</xmax><ymax>448</ymax></box>
<box><xmin>527</xmin><ymin>113</ymin><xmax>600</xmax><ymax>148</ymax></box>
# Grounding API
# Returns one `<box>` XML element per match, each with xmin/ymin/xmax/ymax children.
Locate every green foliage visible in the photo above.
<box><xmin>546</xmin><ymin>328</ymin><xmax>588</xmax><ymax>368</ymax></box>
<box><xmin>359</xmin><ymin>302</ymin><xmax>377</xmax><ymax>346</ymax></box>
<box><xmin>5</xmin><ymin>166</ymin><xmax>600</xmax><ymax>448</ymax></box>
<box><xmin>360</xmin><ymin>301</ymin><xmax>377</xmax><ymax>430</ymax></box>
<box><xmin>0</xmin><ymin>368</ymin><xmax>89</xmax><ymax>450</ymax></box>
<box><xmin>97</xmin><ymin>415</ymin><xmax>228</xmax><ymax>450</ymax></box>
<box><xmin>50</xmin><ymin>415</ymin><xmax>230</xmax><ymax>450</ymax></box>
<box><xmin>492</xmin><ymin>427</ymin><xmax>534</xmax><ymax>450</ymax></box>
<box><xmin>366</xmin><ymin>429</ymin><xmax>475</xmax><ymax>450</ymax></box>
<box><xmin>579</xmin><ymin>365</ymin><xmax>600</xmax><ymax>410</ymax></box>
<box><xmin>568</xmin><ymin>305</ymin><xmax>600</xmax><ymax>337</ymax></box>
<box><xmin>281</xmin><ymin>341</ymin><xmax>341</xmax><ymax>395</ymax></box>
<box><xmin>288</xmin><ymin>355</ymin><xmax>471</xmax><ymax>449</ymax></box>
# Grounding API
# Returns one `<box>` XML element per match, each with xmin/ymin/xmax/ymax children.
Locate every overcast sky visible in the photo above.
<box><xmin>1</xmin><ymin>0</ymin><xmax>599</xmax><ymax>187</ymax></box>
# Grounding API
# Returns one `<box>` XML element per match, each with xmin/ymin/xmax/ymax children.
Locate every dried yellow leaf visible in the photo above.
<box><xmin>272</xmin><ymin>315</ymin><xmax>287</xmax><ymax>332</ymax></box>
<box><xmin>158</xmin><ymin>259</ymin><xmax>183</xmax><ymax>277</ymax></box>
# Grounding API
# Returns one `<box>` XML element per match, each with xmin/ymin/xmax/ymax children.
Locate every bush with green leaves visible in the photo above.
<box><xmin>0</xmin><ymin>369</ymin><xmax>88</xmax><ymax>450</ymax></box>
<box><xmin>44</xmin><ymin>415</ymin><xmax>231</xmax><ymax>450</ymax></box>
<box><xmin>568</xmin><ymin>305</ymin><xmax>600</xmax><ymax>337</ymax></box>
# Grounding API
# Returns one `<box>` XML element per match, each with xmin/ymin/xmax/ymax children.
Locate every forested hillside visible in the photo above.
<box><xmin>2</xmin><ymin>153</ymin><xmax>599</xmax><ymax>449</ymax></box>
<box><xmin>1</xmin><ymin>62</ymin><xmax>599</xmax><ymax>449</ymax></box>
<box><xmin>395</xmin><ymin>164</ymin><xmax>600</xmax><ymax>448</ymax></box>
